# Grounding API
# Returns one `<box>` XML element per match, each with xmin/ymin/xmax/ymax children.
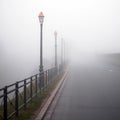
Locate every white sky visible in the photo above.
<box><xmin>40</xmin><ymin>0</ymin><xmax>120</xmax><ymax>53</ymax></box>
<box><xmin>0</xmin><ymin>0</ymin><xmax>120</xmax><ymax>55</ymax></box>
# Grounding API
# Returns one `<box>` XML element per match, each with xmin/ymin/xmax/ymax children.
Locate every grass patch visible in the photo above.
<box><xmin>10</xmin><ymin>71</ymin><xmax>64</xmax><ymax>120</ymax></box>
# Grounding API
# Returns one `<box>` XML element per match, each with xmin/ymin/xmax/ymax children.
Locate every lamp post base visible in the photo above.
<box><xmin>39</xmin><ymin>65</ymin><xmax>44</xmax><ymax>89</ymax></box>
<box><xmin>39</xmin><ymin>66</ymin><xmax>43</xmax><ymax>73</ymax></box>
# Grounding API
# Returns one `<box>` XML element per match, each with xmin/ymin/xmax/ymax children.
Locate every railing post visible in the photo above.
<box><xmin>46</xmin><ymin>71</ymin><xmax>47</xmax><ymax>88</ymax></box>
<box><xmin>47</xmin><ymin>70</ymin><xmax>49</xmax><ymax>84</ymax></box>
<box><xmin>3</xmin><ymin>86</ymin><xmax>7</xmax><ymax>120</ymax></box>
<box><xmin>39</xmin><ymin>73</ymin><xmax>41</xmax><ymax>92</ymax></box>
<box><xmin>43</xmin><ymin>72</ymin><xmax>45</xmax><ymax>88</ymax></box>
<box><xmin>42</xmin><ymin>72</ymin><xmax>44</xmax><ymax>89</ymax></box>
<box><xmin>41</xmin><ymin>71</ymin><xmax>44</xmax><ymax>89</ymax></box>
<box><xmin>47</xmin><ymin>71</ymin><xmax>48</xmax><ymax>84</ymax></box>
<box><xmin>24</xmin><ymin>80</ymin><xmax>26</xmax><ymax>109</ymax></box>
<box><xmin>15</xmin><ymin>82</ymin><xmax>19</xmax><ymax>117</ymax></box>
<box><xmin>35</xmin><ymin>75</ymin><xmax>37</xmax><ymax>96</ymax></box>
<box><xmin>30</xmin><ymin>77</ymin><xmax>32</xmax><ymax>100</ymax></box>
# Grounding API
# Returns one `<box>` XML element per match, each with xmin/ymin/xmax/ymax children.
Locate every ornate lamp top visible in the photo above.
<box><xmin>38</xmin><ymin>12</ymin><xmax>44</xmax><ymax>17</ymax></box>
<box><xmin>38</xmin><ymin>12</ymin><xmax>44</xmax><ymax>24</ymax></box>
<box><xmin>54</xmin><ymin>31</ymin><xmax>57</xmax><ymax>36</ymax></box>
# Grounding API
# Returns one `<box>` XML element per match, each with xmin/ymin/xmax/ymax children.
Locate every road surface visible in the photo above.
<box><xmin>48</xmin><ymin>60</ymin><xmax>120</xmax><ymax>120</ymax></box>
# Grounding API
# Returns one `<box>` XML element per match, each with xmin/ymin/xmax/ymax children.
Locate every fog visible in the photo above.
<box><xmin>0</xmin><ymin>0</ymin><xmax>120</xmax><ymax>87</ymax></box>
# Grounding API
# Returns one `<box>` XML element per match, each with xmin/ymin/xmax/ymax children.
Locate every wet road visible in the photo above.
<box><xmin>51</xmin><ymin>63</ymin><xmax>120</xmax><ymax>120</ymax></box>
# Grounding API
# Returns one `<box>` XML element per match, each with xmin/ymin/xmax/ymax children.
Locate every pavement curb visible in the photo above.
<box><xmin>35</xmin><ymin>71</ymin><xmax>68</xmax><ymax>120</ymax></box>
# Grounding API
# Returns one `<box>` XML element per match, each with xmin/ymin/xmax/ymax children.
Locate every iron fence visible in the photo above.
<box><xmin>0</xmin><ymin>67</ymin><xmax>59</xmax><ymax>120</ymax></box>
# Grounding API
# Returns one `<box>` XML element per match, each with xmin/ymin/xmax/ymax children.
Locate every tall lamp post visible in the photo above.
<box><xmin>61</xmin><ymin>38</ymin><xmax>64</xmax><ymax>67</ymax></box>
<box><xmin>38</xmin><ymin>12</ymin><xmax>44</xmax><ymax>73</ymax></box>
<box><xmin>54</xmin><ymin>31</ymin><xmax>58</xmax><ymax>68</ymax></box>
<box><xmin>38</xmin><ymin>12</ymin><xmax>44</xmax><ymax>88</ymax></box>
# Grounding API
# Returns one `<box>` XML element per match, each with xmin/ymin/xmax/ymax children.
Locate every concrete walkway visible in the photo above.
<box><xmin>50</xmin><ymin>63</ymin><xmax>120</xmax><ymax>120</ymax></box>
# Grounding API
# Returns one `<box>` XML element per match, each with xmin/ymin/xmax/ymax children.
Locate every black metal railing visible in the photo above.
<box><xmin>0</xmin><ymin>66</ymin><xmax>60</xmax><ymax>120</ymax></box>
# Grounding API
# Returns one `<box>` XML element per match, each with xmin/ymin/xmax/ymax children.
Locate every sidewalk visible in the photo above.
<box><xmin>50</xmin><ymin>65</ymin><xmax>120</xmax><ymax>120</ymax></box>
<box><xmin>35</xmin><ymin>71</ymin><xmax>68</xmax><ymax>120</ymax></box>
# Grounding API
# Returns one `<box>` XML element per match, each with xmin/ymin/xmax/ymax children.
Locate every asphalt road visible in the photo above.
<box><xmin>50</xmin><ymin>62</ymin><xmax>120</xmax><ymax>120</ymax></box>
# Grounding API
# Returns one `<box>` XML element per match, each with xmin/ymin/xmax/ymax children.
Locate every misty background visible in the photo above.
<box><xmin>0</xmin><ymin>0</ymin><xmax>120</xmax><ymax>87</ymax></box>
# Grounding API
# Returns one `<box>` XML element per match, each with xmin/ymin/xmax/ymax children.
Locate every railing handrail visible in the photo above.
<box><xmin>0</xmin><ymin>66</ymin><xmax>63</xmax><ymax>120</ymax></box>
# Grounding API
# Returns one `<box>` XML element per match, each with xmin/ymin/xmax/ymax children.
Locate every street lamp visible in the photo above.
<box><xmin>54</xmin><ymin>31</ymin><xmax>58</xmax><ymax>68</ymax></box>
<box><xmin>38</xmin><ymin>12</ymin><xmax>44</xmax><ymax>73</ymax></box>
<box><xmin>38</xmin><ymin>12</ymin><xmax>44</xmax><ymax>88</ymax></box>
<box><xmin>61</xmin><ymin>38</ymin><xmax>64</xmax><ymax>67</ymax></box>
